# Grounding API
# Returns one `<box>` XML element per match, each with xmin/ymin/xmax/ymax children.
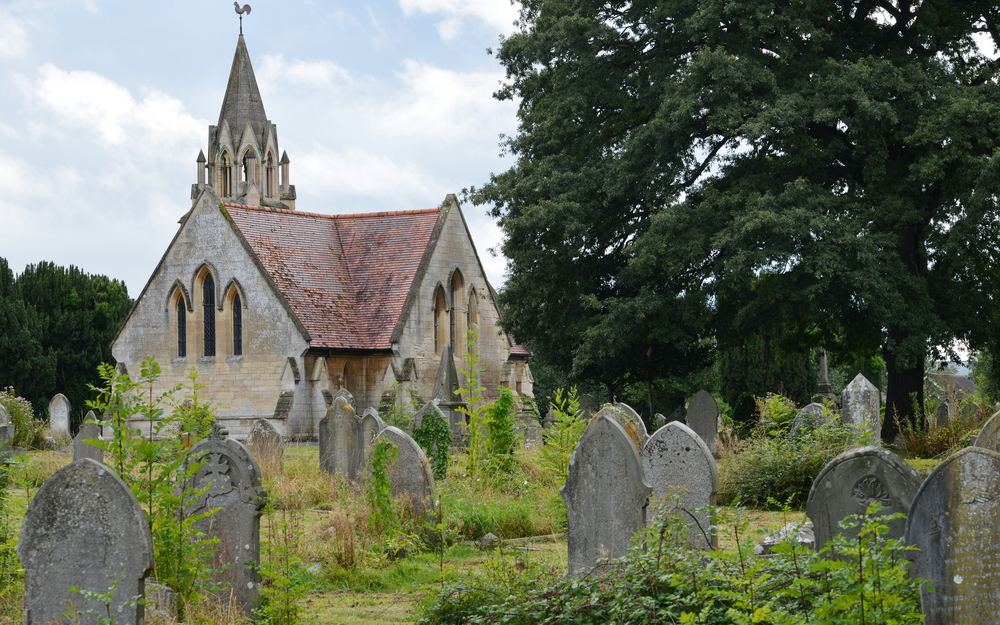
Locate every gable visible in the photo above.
<box><xmin>225</xmin><ymin>203</ymin><xmax>439</xmax><ymax>351</ymax></box>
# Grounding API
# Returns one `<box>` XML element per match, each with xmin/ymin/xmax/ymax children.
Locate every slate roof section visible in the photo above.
<box><xmin>224</xmin><ymin>203</ymin><xmax>440</xmax><ymax>350</ymax></box>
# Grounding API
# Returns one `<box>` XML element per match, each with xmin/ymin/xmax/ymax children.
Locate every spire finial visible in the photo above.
<box><xmin>234</xmin><ymin>2</ymin><xmax>251</xmax><ymax>35</ymax></box>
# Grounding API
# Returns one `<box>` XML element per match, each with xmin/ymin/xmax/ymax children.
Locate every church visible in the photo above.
<box><xmin>112</xmin><ymin>34</ymin><xmax>533</xmax><ymax>439</ymax></box>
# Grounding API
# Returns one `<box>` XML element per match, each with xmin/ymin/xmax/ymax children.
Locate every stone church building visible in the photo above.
<box><xmin>112</xmin><ymin>35</ymin><xmax>532</xmax><ymax>439</ymax></box>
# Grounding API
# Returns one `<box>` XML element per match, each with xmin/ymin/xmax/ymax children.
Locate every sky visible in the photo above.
<box><xmin>0</xmin><ymin>0</ymin><xmax>522</xmax><ymax>297</ymax></box>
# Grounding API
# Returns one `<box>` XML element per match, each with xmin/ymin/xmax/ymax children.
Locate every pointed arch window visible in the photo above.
<box><xmin>176</xmin><ymin>294</ymin><xmax>187</xmax><ymax>358</ymax></box>
<box><xmin>434</xmin><ymin>285</ymin><xmax>448</xmax><ymax>355</ymax></box>
<box><xmin>468</xmin><ymin>289</ymin><xmax>478</xmax><ymax>328</ymax></box>
<box><xmin>450</xmin><ymin>269</ymin><xmax>464</xmax><ymax>347</ymax></box>
<box><xmin>232</xmin><ymin>292</ymin><xmax>243</xmax><ymax>356</ymax></box>
<box><xmin>222</xmin><ymin>152</ymin><xmax>233</xmax><ymax>196</ymax></box>
<box><xmin>203</xmin><ymin>274</ymin><xmax>216</xmax><ymax>357</ymax></box>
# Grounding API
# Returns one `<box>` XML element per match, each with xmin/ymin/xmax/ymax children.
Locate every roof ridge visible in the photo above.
<box><xmin>223</xmin><ymin>203</ymin><xmax>440</xmax><ymax>220</ymax></box>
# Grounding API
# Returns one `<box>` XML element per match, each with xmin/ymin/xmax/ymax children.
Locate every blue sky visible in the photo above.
<box><xmin>0</xmin><ymin>0</ymin><xmax>520</xmax><ymax>295</ymax></box>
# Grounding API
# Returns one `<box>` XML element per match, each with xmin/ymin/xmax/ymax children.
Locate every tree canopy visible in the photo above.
<box><xmin>474</xmin><ymin>0</ymin><xmax>1000</xmax><ymax>436</ymax></box>
<box><xmin>0</xmin><ymin>259</ymin><xmax>132</xmax><ymax>426</ymax></box>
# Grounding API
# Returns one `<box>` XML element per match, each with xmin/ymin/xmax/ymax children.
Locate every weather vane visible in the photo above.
<box><xmin>234</xmin><ymin>2</ymin><xmax>251</xmax><ymax>35</ymax></box>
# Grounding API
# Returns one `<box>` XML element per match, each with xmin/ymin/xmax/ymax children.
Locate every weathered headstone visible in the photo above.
<box><xmin>816</xmin><ymin>348</ymin><xmax>837</xmax><ymax>404</ymax></box>
<box><xmin>319</xmin><ymin>393</ymin><xmax>359</xmax><ymax>479</ymax></box>
<box><xmin>246</xmin><ymin>418</ymin><xmax>283</xmax><ymax>479</ymax></box>
<box><xmin>73</xmin><ymin>412</ymin><xmax>103</xmax><ymax>463</ymax></box>
<box><xmin>600</xmin><ymin>403</ymin><xmax>647</xmax><ymax>451</ymax></box>
<box><xmin>933</xmin><ymin>400</ymin><xmax>953</xmax><ymax>429</ymax></box>
<box><xmin>373</xmin><ymin>426</ymin><xmax>435</xmax><ymax>519</ymax></box>
<box><xmin>356</xmin><ymin>408</ymin><xmax>386</xmax><ymax>473</ymax></box>
<box><xmin>973</xmin><ymin>410</ymin><xmax>1000</xmax><ymax>451</ymax></box>
<box><xmin>578</xmin><ymin>394</ymin><xmax>599</xmax><ymax>418</ymax></box>
<box><xmin>906</xmin><ymin>447</ymin><xmax>1000</xmax><ymax>624</ymax></box>
<box><xmin>0</xmin><ymin>403</ymin><xmax>12</xmax><ymax>448</ymax></box>
<box><xmin>185</xmin><ymin>425</ymin><xmax>267</xmax><ymax>616</ymax></box>
<box><xmin>562</xmin><ymin>414</ymin><xmax>652</xmax><ymax>575</ymax></box>
<box><xmin>686</xmin><ymin>390</ymin><xmax>720</xmax><ymax>453</ymax></box>
<box><xmin>542</xmin><ymin>405</ymin><xmax>557</xmax><ymax>429</ymax></box>
<box><xmin>840</xmin><ymin>374</ymin><xmax>881</xmax><ymax>435</ymax></box>
<box><xmin>807</xmin><ymin>446</ymin><xmax>922</xmax><ymax>551</ymax></box>
<box><xmin>48</xmin><ymin>393</ymin><xmax>71</xmax><ymax>441</ymax></box>
<box><xmin>641</xmin><ymin>421</ymin><xmax>718</xmax><ymax>548</ymax></box>
<box><xmin>790</xmin><ymin>402</ymin><xmax>828</xmax><ymax>438</ymax></box>
<box><xmin>19</xmin><ymin>458</ymin><xmax>154</xmax><ymax>625</ymax></box>
<box><xmin>515</xmin><ymin>412</ymin><xmax>542</xmax><ymax>449</ymax></box>
<box><xmin>651</xmin><ymin>413</ymin><xmax>667</xmax><ymax>431</ymax></box>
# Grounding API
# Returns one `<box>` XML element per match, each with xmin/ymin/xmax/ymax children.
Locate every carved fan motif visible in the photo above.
<box><xmin>852</xmin><ymin>475</ymin><xmax>892</xmax><ymax>509</ymax></box>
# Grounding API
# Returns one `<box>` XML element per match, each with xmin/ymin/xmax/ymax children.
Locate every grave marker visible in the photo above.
<box><xmin>186</xmin><ymin>425</ymin><xmax>267</xmax><ymax>616</ymax></box>
<box><xmin>356</xmin><ymin>408</ymin><xmax>385</xmax><ymax>473</ymax></box>
<box><xmin>598</xmin><ymin>404</ymin><xmax>647</xmax><ymax>451</ymax></box>
<box><xmin>790</xmin><ymin>402</ymin><xmax>828</xmax><ymax>438</ymax></box>
<box><xmin>641</xmin><ymin>421</ymin><xmax>718</xmax><ymax>548</ymax></box>
<box><xmin>19</xmin><ymin>458</ymin><xmax>154</xmax><ymax>625</ymax></box>
<box><xmin>73</xmin><ymin>412</ymin><xmax>103</xmax><ymax>463</ymax></box>
<box><xmin>246</xmin><ymin>418</ymin><xmax>283</xmax><ymax>479</ymax></box>
<box><xmin>0</xmin><ymin>404</ymin><xmax>12</xmax><ymax>448</ymax></box>
<box><xmin>686</xmin><ymin>390</ymin><xmax>719</xmax><ymax>452</ymax></box>
<box><xmin>319</xmin><ymin>393</ymin><xmax>359</xmax><ymax>478</ymax></box>
<box><xmin>562</xmin><ymin>414</ymin><xmax>652</xmax><ymax>574</ymax></box>
<box><xmin>374</xmin><ymin>426</ymin><xmax>435</xmax><ymax>519</ymax></box>
<box><xmin>973</xmin><ymin>410</ymin><xmax>1000</xmax><ymax>451</ymax></box>
<box><xmin>906</xmin><ymin>447</ymin><xmax>1000</xmax><ymax>624</ymax></box>
<box><xmin>806</xmin><ymin>446</ymin><xmax>922</xmax><ymax>550</ymax></box>
<box><xmin>840</xmin><ymin>374</ymin><xmax>881</xmax><ymax>435</ymax></box>
<box><xmin>48</xmin><ymin>393</ymin><xmax>71</xmax><ymax>441</ymax></box>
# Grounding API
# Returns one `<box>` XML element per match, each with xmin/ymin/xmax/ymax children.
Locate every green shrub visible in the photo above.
<box><xmin>0</xmin><ymin>387</ymin><xmax>45</xmax><ymax>449</ymax></box>
<box><xmin>719</xmin><ymin>395</ymin><xmax>859</xmax><ymax>508</ymax></box>
<box><xmin>414</xmin><ymin>407</ymin><xmax>450</xmax><ymax>481</ymax></box>
<box><xmin>484</xmin><ymin>388</ymin><xmax>518</xmax><ymax>476</ymax></box>
<box><xmin>419</xmin><ymin>505</ymin><xmax>925</xmax><ymax>624</ymax></box>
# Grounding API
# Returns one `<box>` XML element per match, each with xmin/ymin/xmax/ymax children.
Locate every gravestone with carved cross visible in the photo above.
<box><xmin>185</xmin><ymin>424</ymin><xmax>267</xmax><ymax>616</ymax></box>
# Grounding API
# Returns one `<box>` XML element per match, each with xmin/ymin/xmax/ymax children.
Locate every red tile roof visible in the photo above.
<box><xmin>224</xmin><ymin>203</ymin><xmax>440</xmax><ymax>350</ymax></box>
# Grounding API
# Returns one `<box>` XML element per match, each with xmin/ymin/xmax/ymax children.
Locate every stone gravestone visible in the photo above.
<box><xmin>72</xmin><ymin>412</ymin><xmax>103</xmax><ymax>463</ymax></box>
<box><xmin>246</xmin><ymin>418</ymin><xmax>283</xmax><ymax>479</ymax></box>
<box><xmin>906</xmin><ymin>447</ymin><xmax>1000</xmax><ymax>625</ymax></box>
<box><xmin>840</xmin><ymin>374</ymin><xmax>881</xmax><ymax>435</ymax></box>
<box><xmin>686</xmin><ymin>390</ymin><xmax>720</xmax><ymax>453</ymax></box>
<box><xmin>600</xmin><ymin>403</ymin><xmax>647</xmax><ymax>451</ymax></box>
<box><xmin>806</xmin><ymin>446</ymin><xmax>922</xmax><ymax>551</ymax></box>
<box><xmin>373</xmin><ymin>426</ymin><xmax>435</xmax><ymax>519</ymax></box>
<box><xmin>319</xmin><ymin>392</ymin><xmax>359</xmax><ymax>479</ymax></box>
<box><xmin>973</xmin><ymin>410</ymin><xmax>1000</xmax><ymax>451</ymax></box>
<box><xmin>651</xmin><ymin>413</ymin><xmax>667</xmax><ymax>431</ymax></box>
<box><xmin>19</xmin><ymin>458</ymin><xmax>154</xmax><ymax>625</ymax></box>
<box><xmin>562</xmin><ymin>414</ymin><xmax>652</xmax><ymax>575</ymax></box>
<box><xmin>515</xmin><ymin>412</ymin><xmax>543</xmax><ymax>449</ymax></box>
<box><xmin>185</xmin><ymin>425</ymin><xmax>267</xmax><ymax>616</ymax></box>
<box><xmin>578</xmin><ymin>394</ymin><xmax>599</xmax><ymax>419</ymax></box>
<box><xmin>356</xmin><ymin>408</ymin><xmax>386</xmax><ymax>475</ymax></box>
<box><xmin>641</xmin><ymin>421</ymin><xmax>718</xmax><ymax>548</ymax></box>
<box><xmin>542</xmin><ymin>405</ymin><xmax>557</xmax><ymax>429</ymax></box>
<box><xmin>0</xmin><ymin>403</ymin><xmax>12</xmax><ymax>448</ymax></box>
<box><xmin>790</xmin><ymin>402</ymin><xmax>827</xmax><ymax>438</ymax></box>
<box><xmin>48</xmin><ymin>393</ymin><xmax>71</xmax><ymax>441</ymax></box>
<box><xmin>933</xmin><ymin>400</ymin><xmax>952</xmax><ymax>429</ymax></box>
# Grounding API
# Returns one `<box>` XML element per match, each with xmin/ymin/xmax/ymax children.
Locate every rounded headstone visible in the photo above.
<box><xmin>973</xmin><ymin>410</ymin><xmax>1000</xmax><ymax>451</ymax></box>
<box><xmin>686</xmin><ymin>390</ymin><xmax>720</xmax><ymax>453</ymax></box>
<box><xmin>806</xmin><ymin>446</ymin><xmax>922</xmax><ymax>551</ymax></box>
<box><xmin>641</xmin><ymin>421</ymin><xmax>718</xmax><ymax>548</ymax></box>
<box><xmin>72</xmin><ymin>413</ymin><xmax>104</xmax><ymax>463</ymax></box>
<box><xmin>48</xmin><ymin>393</ymin><xmax>71</xmax><ymax>441</ymax></box>
<box><xmin>246</xmin><ymin>418</ymin><xmax>283</xmax><ymax>478</ymax></box>
<box><xmin>596</xmin><ymin>403</ymin><xmax>647</xmax><ymax>451</ymax></box>
<box><xmin>374</xmin><ymin>426</ymin><xmax>435</xmax><ymax>519</ymax></box>
<box><xmin>319</xmin><ymin>394</ymin><xmax>358</xmax><ymax>477</ymax></box>
<box><xmin>790</xmin><ymin>402</ymin><xmax>828</xmax><ymax>438</ymax></box>
<box><xmin>561</xmin><ymin>415</ymin><xmax>652</xmax><ymax>574</ymax></box>
<box><xmin>19</xmin><ymin>458</ymin><xmax>154</xmax><ymax>625</ymax></box>
<box><xmin>906</xmin><ymin>447</ymin><xmax>1000</xmax><ymax>624</ymax></box>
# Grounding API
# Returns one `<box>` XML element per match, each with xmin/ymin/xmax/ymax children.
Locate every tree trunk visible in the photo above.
<box><xmin>881</xmin><ymin>345</ymin><xmax>924</xmax><ymax>441</ymax></box>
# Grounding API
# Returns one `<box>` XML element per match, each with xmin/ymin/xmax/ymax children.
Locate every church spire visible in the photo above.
<box><xmin>197</xmin><ymin>35</ymin><xmax>296</xmax><ymax>209</ymax></box>
<box><xmin>218</xmin><ymin>34</ymin><xmax>269</xmax><ymax>148</ymax></box>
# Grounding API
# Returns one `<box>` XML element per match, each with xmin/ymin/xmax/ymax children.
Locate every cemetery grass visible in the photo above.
<box><xmin>3</xmin><ymin>442</ymin><xmax>928</xmax><ymax>623</ymax></box>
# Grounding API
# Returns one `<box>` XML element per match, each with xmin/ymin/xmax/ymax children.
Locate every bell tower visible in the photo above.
<box><xmin>192</xmin><ymin>35</ymin><xmax>296</xmax><ymax>209</ymax></box>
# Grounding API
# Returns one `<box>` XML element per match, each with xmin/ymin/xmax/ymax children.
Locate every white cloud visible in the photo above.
<box><xmin>31</xmin><ymin>64</ymin><xmax>203</xmax><ymax>148</ymax></box>
<box><xmin>0</xmin><ymin>7</ymin><xmax>30</xmax><ymax>58</ymax></box>
<box><xmin>398</xmin><ymin>0</ymin><xmax>519</xmax><ymax>40</ymax></box>
<box><xmin>383</xmin><ymin>60</ymin><xmax>512</xmax><ymax>140</ymax></box>
<box><xmin>258</xmin><ymin>54</ymin><xmax>352</xmax><ymax>89</ymax></box>
<box><xmin>295</xmin><ymin>146</ymin><xmax>443</xmax><ymax>206</ymax></box>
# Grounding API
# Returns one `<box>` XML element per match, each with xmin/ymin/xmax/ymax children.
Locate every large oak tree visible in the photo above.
<box><xmin>474</xmin><ymin>0</ymin><xmax>1000</xmax><ymax>437</ymax></box>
